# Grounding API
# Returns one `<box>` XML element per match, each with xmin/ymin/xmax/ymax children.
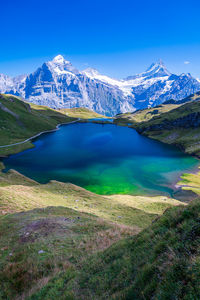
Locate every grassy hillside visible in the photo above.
<box><xmin>28</xmin><ymin>198</ymin><xmax>200</xmax><ymax>300</ymax></box>
<box><xmin>59</xmin><ymin>107</ymin><xmax>105</xmax><ymax>119</ymax></box>
<box><xmin>1</xmin><ymin>167</ymin><xmax>199</xmax><ymax>299</ymax></box>
<box><xmin>135</xmin><ymin>100</ymin><xmax>200</xmax><ymax>156</ymax></box>
<box><xmin>115</xmin><ymin>103</ymin><xmax>180</xmax><ymax>125</ymax></box>
<box><xmin>0</xmin><ymin>204</ymin><xmax>133</xmax><ymax>299</ymax></box>
<box><xmin>0</xmin><ymin>163</ymin><xmax>184</xmax><ymax>299</ymax></box>
<box><xmin>0</xmin><ymin>162</ymin><xmax>182</xmax><ymax>228</ymax></box>
<box><xmin>115</xmin><ymin>96</ymin><xmax>200</xmax><ymax>156</ymax></box>
<box><xmin>0</xmin><ymin>94</ymin><xmax>77</xmax><ymax>156</ymax></box>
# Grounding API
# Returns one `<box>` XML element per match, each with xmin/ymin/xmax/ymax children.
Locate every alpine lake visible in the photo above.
<box><xmin>2</xmin><ymin>121</ymin><xmax>199</xmax><ymax>197</ymax></box>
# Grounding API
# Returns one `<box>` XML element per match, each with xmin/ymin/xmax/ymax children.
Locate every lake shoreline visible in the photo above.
<box><xmin>0</xmin><ymin>118</ymin><xmax>80</xmax><ymax>158</ymax></box>
<box><xmin>2</xmin><ymin>121</ymin><xmax>199</xmax><ymax>201</ymax></box>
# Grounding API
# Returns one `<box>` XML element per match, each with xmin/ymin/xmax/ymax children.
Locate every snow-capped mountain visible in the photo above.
<box><xmin>82</xmin><ymin>60</ymin><xmax>200</xmax><ymax>110</ymax></box>
<box><xmin>1</xmin><ymin>55</ymin><xmax>200</xmax><ymax>115</ymax></box>
<box><xmin>0</xmin><ymin>74</ymin><xmax>14</xmax><ymax>93</ymax></box>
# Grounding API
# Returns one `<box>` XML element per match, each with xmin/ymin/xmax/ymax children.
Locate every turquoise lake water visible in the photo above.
<box><xmin>2</xmin><ymin>122</ymin><xmax>199</xmax><ymax>196</ymax></box>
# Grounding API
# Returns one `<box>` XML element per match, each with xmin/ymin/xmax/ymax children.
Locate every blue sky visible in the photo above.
<box><xmin>1</xmin><ymin>0</ymin><xmax>200</xmax><ymax>78</ymax></box>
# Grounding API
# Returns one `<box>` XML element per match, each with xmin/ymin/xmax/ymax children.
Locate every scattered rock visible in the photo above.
<box><xmin>38</xmin><ymin>250</ymin><xmax>45</xmax><ymax>254</ymax></box>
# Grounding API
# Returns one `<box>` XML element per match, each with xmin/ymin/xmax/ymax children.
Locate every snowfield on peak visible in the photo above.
<box><xmin>1</xmin><ymin>55</ymin><xmax>200</xmax><ymax>116</ymax></box>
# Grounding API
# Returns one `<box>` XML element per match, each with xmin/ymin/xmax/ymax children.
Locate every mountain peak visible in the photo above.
<box><xmin>53</xmin><ymin>54</ymin><xmax>65</xmax><ymax>63</ymax></box>
<box><xmin>158</xmin><ymin>59</ymin><xmax>165</xmax><ymax>66</ymax></box>
<box><xmin>124</xmin><ymin>60</ymin><xmax>170</xmax><ymax>81</ymax></box>
<box><xmin>82</xmin><ymin>67</ymin><xmax>100</xmax><ymax>77</ymax></box>
<box><xmin>146</xmin><ymin>59</ymin><xmax>165</xmax><ymax>71</ymax></box>
<box><xmin>46</xmin><ymin>54</ymin><xmax>79</xmax><ymax>75</ymax></box>
<box><xmin>145</xmin><ymin>60</ymin><xmax>171</xmax><ymax>77</ymax></box>
<box><xmin>51</xmin><ymin>54</ymin><xmax>71</xmax><ymax>66</ymax></box>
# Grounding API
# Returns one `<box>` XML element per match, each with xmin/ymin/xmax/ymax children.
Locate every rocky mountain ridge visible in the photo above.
<box><xmin>1</xmin><ymin>55</ymin><xmax>200</xmax><ymax>115</ymax></box>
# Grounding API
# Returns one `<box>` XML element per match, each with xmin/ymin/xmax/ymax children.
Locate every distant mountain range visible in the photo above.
<box><xmin>1</xmin><ymin>55</ymin><xmax>200</xmax><ymax>115</ymax></box>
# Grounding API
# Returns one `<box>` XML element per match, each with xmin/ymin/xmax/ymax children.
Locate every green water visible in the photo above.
<box><xmin>2</xmin><ymin>123</ymin><xmax>199</xmax><ymax>196</ymax></box>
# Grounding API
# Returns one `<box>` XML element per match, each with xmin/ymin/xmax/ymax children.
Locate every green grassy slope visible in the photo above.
<box><xmin>29</xmin><ymin>198</ymin><xmax>200</xmax><ymax>300</ymax></box>
<box><xmin>0</xmin><ymin>163</ymin><xmax>182</xmax><ymax>228</ymax></box>
<box><xmin>0</xmin><ymin>168</ymin><xmax>136</xmax><ymax>299</ymax></box>
<box><xmin>59</xmin><ymin>107</ymin><xmax>105</xmax><ymax>119</ymax></box>
<box><xmin>0</xmin><ymin>164</ymin><xmax>184</xmax><ymax>299</ymax></box>
<box><xmin>0</xmin><ymin>94</ymin><xmax>77</xmax><ymax>156</ymax></box>
<box><xmin>178</xmin><ymin>167</ymin><xmax>200</xmax><ymax>196</ymax></box>
<box><xmin>115</xmin><ymin>95</ymin><xmax>200</xmax><ymax>156</ymax></box>
<box><xmin>114</xmin><ymin>103</ymin><xmax>180</xmax><ymax>125</ymax></box>
<box><xmin>135</xmin><ymin>100</ymin><xmax>200</xmax><ymax>156</ymax></box>
<box><xmin>0</xmin><ymin>206</ymin><xmax>135</xmax><ymax>299</ymax></box>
